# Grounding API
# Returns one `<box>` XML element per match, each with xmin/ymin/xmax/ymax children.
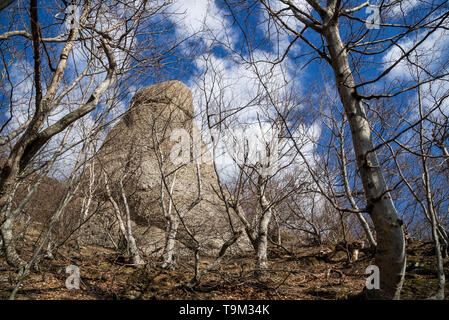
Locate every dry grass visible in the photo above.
<box><xmin>2</xmin><ymin>238</ymin><xmax>447</xmax><ymax>300</ymax></box>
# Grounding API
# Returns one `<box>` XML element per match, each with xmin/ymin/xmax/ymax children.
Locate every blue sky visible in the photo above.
<box><xmin>1</xmin><ymin>0</ymin><xmax>449</xmax><ymax>234</ymax></box>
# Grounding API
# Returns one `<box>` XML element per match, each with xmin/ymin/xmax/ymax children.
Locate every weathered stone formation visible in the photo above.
<box><xmin>80</xmin><ymin>81</ymin><xmax>235</xmax><ymax>256</ymax></box>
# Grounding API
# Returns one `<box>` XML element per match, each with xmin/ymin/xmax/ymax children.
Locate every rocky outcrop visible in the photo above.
<box><xmin>80</xmin><ymin>81</ymin><xmax>234</xmax><ymax>255</ymax></box>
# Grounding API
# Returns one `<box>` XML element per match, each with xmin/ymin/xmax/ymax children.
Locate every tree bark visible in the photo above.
<box><xmin>162</xmin><ymin>217</ymin><xmax>179</xmax><ymax>269</ymax></box>
<box><xmin>255</xmin><ymin>191</ymin><xmax>273</xmax><ymax>276</ymax></box>
<box><xmin>418</xmin><ymin>82</ymin><xmax>445</xmax><ymax>299</ymax></box>
<box><xmin>0</xmin><ymin>215</ymin><xmax>25</xmax><ymax>268</ymax></box>
<box><xmin>323</xmin><ymin>24</ymin><xmax>406</xmax><ymax>299</ymax></box>
<box><xmin>340</xmin><ymin>128</ymin><xmax>377</xmax><ymax>248</ymax></box>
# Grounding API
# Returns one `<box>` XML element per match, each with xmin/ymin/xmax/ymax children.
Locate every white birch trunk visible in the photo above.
<box><xmin>105</xmin><ymin>173</ymin><xmax>143</xmax><ymax>266</ymax></box>
<box><xmin>324</xmin><ymin>24</ymin><xmax>406</xmax><ymax>299</ymax></box>
<box><xmin>340</xmin><ymin>129</ymin><xmax>377</xmax><ymax>248</ymax></box>
<box><xmin>0</xmin><ymin>215</ymin><xmax>25</xmax><ymax>268</ymax></box>
<box><xmin>255</xmin><ymin>190</ymin><xmax>273</xmax><ymax>276</ymax></box>
<box><xmin>119</xmin><ymin>178</ymin><xmax>144</xmax><ymax>266</ymax></box>
<box><xmin>162</xmin><ymin>217</ymin><xmax>179</xmax><ymax>269</ymax></box>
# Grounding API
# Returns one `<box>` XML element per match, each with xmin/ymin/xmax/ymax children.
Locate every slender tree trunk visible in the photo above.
<box><xmin>160</xmin><ymin>171</ymin><xmax>178</xmax><ymax>269</ymax></box>
<box><xmin>0</xmin><ymin>182</ymin><xmax>24</xmax><ymax>268</ymax></box>
<box><xmin>105</xmin><ymin>173</ymin><xmax>143</xmax><ymax>266</ymax></box>
<box><xmin>44</xmin><ymin>235</ymin><xmax>54</xmax><ymax>259</ymax></box>
<box><xmin>340</xmin><ymin>127</ymin><xmax>377</xmax><ymax>248</ymax></box>
<box><xmin>272</xmin><ymin>211</ymin><xmax>282</xmax><ymax>246</ymax></box>
<box><xmin>355</xmin><ymin>212</ymin><xmax>377</xmax><ymax>248</ymax></box>
<box><xmin>417</xmin><ymin>81</ymin><xmax>445</xmax><ymax>299</ymax></box>
<box><xmin>162</xmin><ymin>217</ymin><xmax>179</xmax><ymax>269</ymax></box>
<box><xmin>0</xmin><ymin>215</ymin><xmax>25</xmax><ymax>268</ymax></box>
<box><xmin>109</xmin><ymin>195</ymin><xmax>141</xmax><ymax>264</ymax></box>
<box><xmin>230</xmin><ymin>197</ymin><xmax>271</xmax><ymax>277</ymax></box>
<box><xmin>255</xmin><ymin>234</ymin><xmax>268</xmax><ymax>275</ymax></box>
<box><xmin>324</xmin><ymin>24</ymin><xmax>406</xmax><ymax>299</ymax></box>
<box><xmin>187</xmin><ymin>230</ymin><xmax>242</xmax><ymax>288</ymax></box>
<box><xmin>437</xmin><ymin>225</ymin><xmax>448</xmax><ymax>258</ymax></box>
<box><xmin>78</xmin><ymin>163</ymin><xmax>94</xmax><ymax>246</ymax></box>
<box><xmin>427</xmin><ymin>200</ymin><xmax>445</xmax><ymax>299</ymax></box>
<box><xmin>255</xmin><ymin>193</ymin><xmax>273</xmax><ymax>276</ymax></box>
<box><xmin>120</xmin><ymin>179</ymin><xmax>143</xmax><ymax>266</ymax></box>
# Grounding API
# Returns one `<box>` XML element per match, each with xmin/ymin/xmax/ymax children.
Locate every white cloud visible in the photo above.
<box><xmin>169</xmin><ymin>0</ymin><xmax>235</xmax><ymax>47</ymax></box>
<box><xmin>382</xmin><ymin>24</ymin><xmax>449</xmax><ymax>122</ymax></box>
<box><xmin>165</xmin><ymin>0</ymin><xmax>319</xmax><ymax>180</ymax></box>
<box><xmin>3</xmin><ymin>60</ymin><xmax>35</xmax><ymax>131</ymax></box>
<box><xmin>384</xmin><ymin>0</ymin><xmax>420</xmax><ymax>17</ymax></box>
<box><xmin>383</xmin><ymin>27</ymin><xmax>449</xmax><ymax>80</ymax></box>
<box><xmin>190</xmin><ymin>49</ymin><xmax>319</xmax><ymax>180</ymax></box>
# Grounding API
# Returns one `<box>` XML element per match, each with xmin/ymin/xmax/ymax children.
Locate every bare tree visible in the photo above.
<box><xmin>104</xmin><ymin>169</ymin><xmax>144</xmax><ymax>266</ymax></box>
<box><xmin>8</xmin><ymin>116</ymin><xmax>103</xmax><ymax>299</ymax></box>
<box><xmin>0</xmin><ymin>0</ymin><xmax>186</xmax><ymax>277</ymax></box>
<box><xmin>0</xmin><ymin>0</ymin><xmax>178</xmax><ymax>229</ymax></box>
<box><xmin>197</xmin><ymin>71</ymin><xmax>303</xmax><ymax>276</ymax></box>
<box><xmin>386</xmin><ymin>77</ymin><xmax>449</xmax><ymax>299</ymax></box>
<box><xmin>154</xmin><ymin>142</ymin><xmax>203</xmax><ymax>269</ymax></box>
<box><xmin>216</xmin><ymin>0</ymin><xmax>449</xmax><ymax>298</ymax></box>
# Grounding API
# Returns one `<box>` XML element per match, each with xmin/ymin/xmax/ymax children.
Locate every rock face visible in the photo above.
<box><xmin>81</xmin><ymin>81</ymin><xmax>232</xmax><ymax>255</ymax></box>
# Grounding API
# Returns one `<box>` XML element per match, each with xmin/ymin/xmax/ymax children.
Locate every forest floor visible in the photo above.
<box><xmin>0</xmin><ymin>239</ymin><xmax>448</xmax><ymax>300</ymax></box>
